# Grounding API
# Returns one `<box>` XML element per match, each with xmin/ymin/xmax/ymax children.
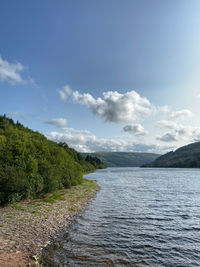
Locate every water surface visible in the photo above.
<box><xmin>41</xmin><ymin>167</ymin><xmax>200</xmax><ymax>266</ymax></box>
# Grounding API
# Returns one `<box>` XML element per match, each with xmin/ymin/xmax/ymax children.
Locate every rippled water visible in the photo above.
<box><xmin>41</xmin><ymin>167</ymin><xmax>200</xmax><ymax>266</ymax></box>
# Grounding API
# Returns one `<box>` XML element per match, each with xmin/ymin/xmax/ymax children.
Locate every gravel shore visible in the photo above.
<box><xmin>0</xmin><ymin>179</ymin><xmax>99</xmax><ymax>266</ymax></box>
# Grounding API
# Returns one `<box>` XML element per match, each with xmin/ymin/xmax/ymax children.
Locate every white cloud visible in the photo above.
<box><xmin>46</xmin><ymin>129</ymin><xmax>125</xmax><ymax>152</ymax></box>
<box><xmin>0</xmin><ymin>55</ymin><xmax>25</xmax><ymax>84</ymax></box>
<box><xmin>157</xmin><ymin>105</ymin><xmax>170</xmax><ymax>114</ymax></box>
<box><xmin>57</xmin><ymin>85</ymin><xmax>72</xmax><ymax>101</ymax></box>
<box><xmin>44</xmin><ymin>118</ymin><xmax>67</xmax><ymax>128</ymax></box>
<box><xmin>157</xmin><ymin>133</ymin><xmax>178</xmax><ymax>142</ymax></box>
<box><xmin>156</xmin><ymin>119</ymin><xmax>200</xmax><ymax>143</ymax></box>
<box><xmin>156</xmin><ymin>120</ymin><xmax>178</xmax><ymax>130</ymax></box>
<box><xmin>123</xmin><ymin>124</ymin><xmax>148</xmax><ymax>136</ymax></box>
<box><xmin>56</xmin><ymin>85</ymin><xmax>199</xmax><ymax>147</ymax></box>
<box><xmin>46</xmin><ymin>127</ymin><xmax>171</xmax><ymax>154</ymax></box>
<box><xmin>170</xmin><ymin>109</ymin><xmax>193</xmax><ymax>120</ymax></box>
<box><xmin>58</xmin><ymin>86</ymin><xmax>155</xmax><ymax>123</ymax></box>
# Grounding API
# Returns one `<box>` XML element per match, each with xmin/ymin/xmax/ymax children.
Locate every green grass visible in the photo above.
<box><xmin>12</xmin><ymin>203</ymin><xmax>25</xmax><ymax>211</ymax></box>
<box><xmin>42</xmin><ymin>191</ymin><xmax>67</xmax><ymax>203</ymax></box>
<box><xmin>29</xmin><ymin>201</ymin><xmax>43</xmax><ymax>206</ymax></box>
<box><xmin>5</xmin><ymin>179</ymin><xmax>98</xmax><ymax>222</ymax></box>
<box><xmin>57</xmin><ymin>189</ymin><xmax>67</xmax><ymax>195</ymax></box>
<box><xmin>43</xmin><ymin>198</ymin><xmax>55</xmax><ymax>204</ymax></box>
<box><xmin>31</xmin><ymin>210</ymin><xmax>41</xmax><ymax>216</ymax></box>
<box><xmin>23</xmin><ymin>218</ymin><xmax>33</xmax><ymax>222</ymax></box>
<box><xmin>51</xmin><ymin>194</ymin><xmax>66</xmax><ymax>201</ymax></box>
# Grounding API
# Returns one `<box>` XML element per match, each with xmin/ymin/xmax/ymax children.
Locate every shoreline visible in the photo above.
<box><xmin>0</xmin><ymin>178</ymin><xmax>99</xmax><ymax>267</ymax></box>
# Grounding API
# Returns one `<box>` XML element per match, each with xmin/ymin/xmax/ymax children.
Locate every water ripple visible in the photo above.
<box><xmin>41</xmin><ymin>168</ymin><xmax>200</xmax><ymax>266</ymax></box>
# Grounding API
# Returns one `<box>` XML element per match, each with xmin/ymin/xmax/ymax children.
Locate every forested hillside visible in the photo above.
<box><xmin>0</xmin><ymin>115</ymin><xmax>105</xmax><ymax>204</ymax></box>
<box><xmin>143</xmin><ymin>142</ymin><xmax>200</xmax><ymax>168</ymax></box>
<box><xmin>81</xmin><ymin>152</ymin><xmax>160</xmax><ymax>167</ymax></box>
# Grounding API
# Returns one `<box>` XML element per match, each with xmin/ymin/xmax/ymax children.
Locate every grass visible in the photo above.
<box><xmin>29</xmin><ymin>201</ymin><xmax>43</xmax><ymax>206</ymax></box>
<box><xmin>23</xmin><ymin>218</ymin><xmax>33</xmax><ymax>222</ymax></box>
<box><xmin>51</xmin><ymin>194</ymin><xmax>66</xmax><ymax>201</ymax></box>
<box><xmin>5</xmin><ymin>179</ymin><xmax>98</xmax><ymax>220</ymax></box>
<box><xmin>12</xmin><ymin>203</ymin><xmax>25</xmax><ymax>211</ymax></box>
<box><xmin>43</xmin><ymin>198</ymin><xmax>55</xmax><ymax>204</ymax></box>
<box><xmin>42</xmin><ymin>190</ymin><xmax>67</xmax><ymax>203</ymax></box>
<box><xmin>31</xmin><ymin>210</ymin><xmax>41</xmax><ymax>216</ymax></box>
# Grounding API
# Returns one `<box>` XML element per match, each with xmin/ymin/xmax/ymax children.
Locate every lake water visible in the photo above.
<box><xmin>41</xmin><ymin>167</ymin><xmax>200</xmax><ymax>266</ymax></box>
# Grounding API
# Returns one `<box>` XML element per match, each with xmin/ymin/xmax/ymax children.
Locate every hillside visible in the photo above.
<box><xmin>143</xmin><ymin>141</ymin><xmax>200</xmax><ymax>168</ymax></box>
<box><xmin>0</xmin><ymin>115</ymin><xmax>105</xmax><ymax>204</ymax></box>
<box><xmin>81</xmin><ymin>152</ymin><xmax>160</xmax><ymax>167</ymax></box>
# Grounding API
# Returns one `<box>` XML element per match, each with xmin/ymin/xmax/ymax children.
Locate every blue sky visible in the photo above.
<box><xmin>1</xmin><ymin>0</ymin><xmax>200</xmax><ymax>153</ymax></box>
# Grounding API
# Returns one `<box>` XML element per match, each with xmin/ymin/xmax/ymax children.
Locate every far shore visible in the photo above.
<box><xmin>0</xmin><ymin>178</ymin><xmax>99</xmax><ymax>267</ymax></box>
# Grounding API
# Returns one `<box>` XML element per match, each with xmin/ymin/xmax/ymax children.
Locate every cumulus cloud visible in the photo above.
<box><xmin>0</xmin><ymin>55</ymin><xmax>25</xmax><ymax>84</ymax></box>
<box><xmin>123</xmin><ymin>124</ymin><xmax>148</xmax><ymax>136</ymax></box>
<box><xmin>58</xmin><ymin>87</ymin><xmax>155</xmax><ymax>123</ymax></box>
<box><xmin>44</xmin><ymin>118</ymin><xmax>67</xmax><ymax>128</ymax></box>
<box><xmin>170</xmin><ymin>109</ymin><xmax>193</xmax><ymax>120</ymax></box>
<box><xmin>46</xmin><ymin>127</ymin><xmax>171</xmax><ymax>154</ymax></box>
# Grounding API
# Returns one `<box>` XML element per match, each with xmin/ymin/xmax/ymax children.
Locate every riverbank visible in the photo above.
<box><xmin>0</xmin><ymin>178</ymin><xmax>99</xmax><ymax>267</ymax></box>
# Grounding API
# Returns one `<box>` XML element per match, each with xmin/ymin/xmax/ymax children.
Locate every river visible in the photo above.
<box><xmin>41</xmin><ymin>167</ymin><xmax>200</xmax><ymax>266</ymax></box>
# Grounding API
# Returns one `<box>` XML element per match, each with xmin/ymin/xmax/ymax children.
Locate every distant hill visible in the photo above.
<box><xmin>81</xmin><ymin>152</ymin><xmax>160</xmax><ymax>167</ymax></box>
<box><xmin>143</xmin><ymin>141</ymin><xmax>200</xmax><ymax>168</ymax></box>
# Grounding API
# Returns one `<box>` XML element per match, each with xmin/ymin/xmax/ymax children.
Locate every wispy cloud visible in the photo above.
<box><xmin>170</xmin><ymin>109</ymin><xmax>193</xmax><ymax>120</ymax></box>
<box><xmin>44</xmin><ymin>118</ymin><xmax>67</xmax><ymax>128</ymax></box>
<box><xmin>157</xmin><ymin>105</ymin><xmax>170</xmax><ymax>114</ymax></box>
<box><xmin>156</xmin><ymin>120</ymin><xmax>177</xmax><ymax>130</ymax></box>
<box><xmin>156</xmin><ymin>120</ymin><xmax>200</xmax><ymax>143</ymax></box>
<box><xmin>57</xmin><ymin>85</ymin><xmax>72</xmax><ymax>101</ymax></box>
<box><xmin>0</xmin><ymin>55</ymin><xmax>25</xmax><ymax>84</ymax></box>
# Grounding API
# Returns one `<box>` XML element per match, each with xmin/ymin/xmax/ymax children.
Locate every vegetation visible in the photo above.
<box><xmin>81</xmin><ymin>152</ymin><xmax>160</xmax><ymax>167</ymax></box>
<box><xmin>58</xmin><ymin>143</ymin><xmax>105</xmax><ymax>172</ymax></box>
<box><xmin>0</xmin><ymin>115</ymin><xmax>105</xmax><ymax>205</ymax></box>
<box><xmin>142</xmin><ymin>141</ymin><xmax>200</xmax><ymax>168</ymax></box>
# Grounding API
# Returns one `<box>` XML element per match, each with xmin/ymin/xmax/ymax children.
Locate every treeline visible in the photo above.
<box><xmin>142</xmin><ymin>141</ymin><xmax>200</xmax><ymax>168</ymax></box>
<box><xmin>0</xmin><ymin>115</ymin><xmax>105</xmax><ymax>204</ymax></box>
<box><xmin>81</xmin><ymin>152</ymin><xmax>160</xmax><ymax>167</ymax></box>
<box><xmin>58</xmin><ymin>143</ymin><xmax>106</xmax><ymax>171</ymax></box>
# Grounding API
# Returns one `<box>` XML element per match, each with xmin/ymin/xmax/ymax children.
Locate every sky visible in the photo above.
<box><xmin>1</xmin><ymin>0</ymin><xmax>200</xmax><ymax>154</ymax></box>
